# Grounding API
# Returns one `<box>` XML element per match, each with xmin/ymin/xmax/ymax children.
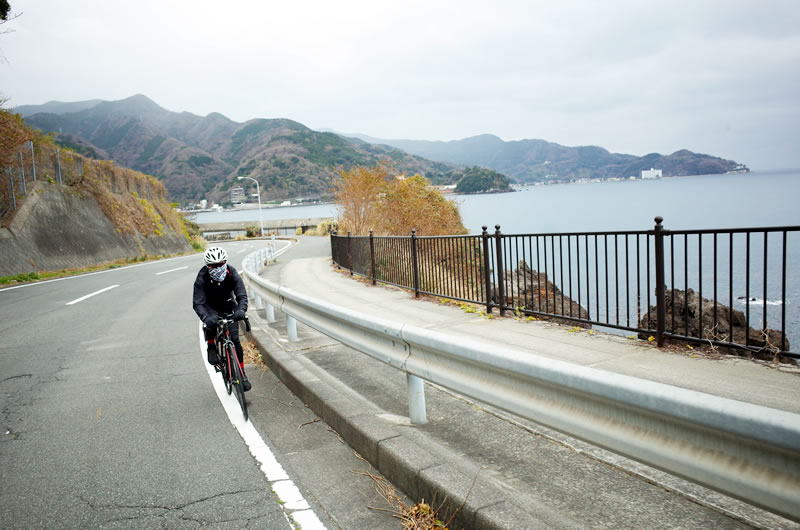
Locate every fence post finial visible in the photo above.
<box><xmin>493</xmin><ymin>225</ymin><xmax>505</xmax><ymax>316</ymax></box>
<box><xmin>411</xmin><ymin>229</ymin><xmax>420</xmax><ymax>297</ymax></box>
<box><xmin>654</xmin><ymin>216</ymin><xmax>666</xmax><ymax>346</ymax></box>
<box><xmin>369</xmin><ymin>229</ymin><xmax>376</xmax><ymax>286</ymax></box>
<box><xmin>481</xmin><ymin>226</ymin><xmax>492</xmax><ymax>314</ymax></box>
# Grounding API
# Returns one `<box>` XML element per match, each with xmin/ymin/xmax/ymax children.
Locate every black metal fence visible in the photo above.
<box><xmin>330</xmin><ymin>218</ymin><xmax>800</xmax><ymax>359</ymax></box>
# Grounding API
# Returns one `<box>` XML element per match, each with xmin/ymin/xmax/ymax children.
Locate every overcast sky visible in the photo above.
<box><xmin>2</xmin><ymin>0</ymin><xmax>799</xmax><ymax>169</ymax></box>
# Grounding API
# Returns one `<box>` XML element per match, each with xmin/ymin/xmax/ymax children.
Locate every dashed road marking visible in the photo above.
<box><xmin>156</xmin><ymin>266</ymin><xmax>189</xmax><ymax>275</ymax></box>
<box><xmin>65</xmin><ymin>284</ymin><xmax>120</xmax><ymax>305</ymax></box>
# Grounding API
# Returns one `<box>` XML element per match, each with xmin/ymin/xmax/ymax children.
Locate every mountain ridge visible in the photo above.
<box><xmin>21</xmin><ymin>95</ymin><xmax>748</xmax><ymax>203</ymax></box>
<box><xmin>335</xmin><ymin>132</ymin><xmax>748</xmax><ymax>183</ymax></box>
<box><xmin>23</xmin><ymin>95</ymin><xmax>467</xmax><ymax>204</ymax></box>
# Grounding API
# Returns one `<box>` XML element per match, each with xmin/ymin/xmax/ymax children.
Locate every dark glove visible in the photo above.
<box><xmin>234</xmin><ymin>309</ymin><xmax>246</xmax><ymax>321</ymax></box>
<box><xmin>204</xmin><ymin>313</ymin><xmax>219</xmax><ymax>327</ymax></box>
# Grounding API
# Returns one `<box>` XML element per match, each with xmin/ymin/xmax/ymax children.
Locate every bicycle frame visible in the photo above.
<box><xmin>212</xmin><ymin>314</ymin><xmax>249</xmax><ymax>420</ymax></box>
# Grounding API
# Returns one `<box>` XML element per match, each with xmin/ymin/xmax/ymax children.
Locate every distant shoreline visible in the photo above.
<box><xmin>185</xmin><ymin>169</ymin><xmax>800</xmax><ymax>214</ymax></box>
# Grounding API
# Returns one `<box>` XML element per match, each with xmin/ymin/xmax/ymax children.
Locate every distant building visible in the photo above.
<box><xmin>641</xmin><ymin>168</ymin><xmax>662</xmax><ymax>179</ymax></box>
<box><xmin>230</xmin><ymin>186</ymin><xmax>246</xmax><ymax>203</ymax></box>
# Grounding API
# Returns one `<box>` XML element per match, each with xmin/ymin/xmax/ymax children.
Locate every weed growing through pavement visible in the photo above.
<box><xmin>352</xmin><ymin>451</ymin><xmax>479</xmax><ymax>529</ymax></box>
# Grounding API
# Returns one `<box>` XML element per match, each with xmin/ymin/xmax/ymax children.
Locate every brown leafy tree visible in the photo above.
<box><xmin>334</xmin><ymin>163</ymin><xmax>466</xmax><ymax>236</ymax></box>
<box><xmin>376</xmin><ymin>175</ymin><xmax>466</xmax><ymax>236</ymax></box>
<box><xmin>0</xmin><ymin>101</ymin><xmax>33</xmax><ymax>168</ymax></box>
<box><xmin>333</xmin><ymin>162</ymin><xmax>392</xmax><ymax>235</ymax></box>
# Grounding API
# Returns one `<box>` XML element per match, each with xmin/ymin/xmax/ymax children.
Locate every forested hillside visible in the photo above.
<box><xmin>342</xmin><ymin>133</ymin><xmax>749</xmax><ymax>184</ymax></box>
<box><xmin>22</xmin><ymin>95</ymin><xmax>475</xmax><ymax>204</ymax></box>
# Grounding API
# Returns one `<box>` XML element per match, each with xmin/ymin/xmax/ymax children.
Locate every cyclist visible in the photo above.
<box><xmin>193</xmin><ymin>246</ymin><xmax>251</xmax><ymax>392</ymax></box>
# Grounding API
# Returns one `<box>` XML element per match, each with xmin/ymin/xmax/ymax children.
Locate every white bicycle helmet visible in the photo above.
<box><xmin>203</xmin><ymin>246</ymin><xmax>228</xmax><ymax>265</ymax></box>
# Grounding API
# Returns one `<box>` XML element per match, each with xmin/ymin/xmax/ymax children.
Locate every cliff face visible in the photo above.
<box><xmin>0</xmin><ymin>182</ymin><xmax>191</xmax><ymax>276</ymax></box>
<box><xmin>0</xmin><ymin>142</ymin><xmax>193</xmax><ymax>277</ymax></box>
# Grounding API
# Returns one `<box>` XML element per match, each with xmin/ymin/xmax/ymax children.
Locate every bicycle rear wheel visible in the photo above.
<box><xmin>228</xmin><ymin>344</ymin><xmax>248</xmax><ymax>421</ymax></box>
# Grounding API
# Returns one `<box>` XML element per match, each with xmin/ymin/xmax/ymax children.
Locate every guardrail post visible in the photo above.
<box><xmin>407</xmin><ymin>374</ymin><xmax>427</xmax><ymax>424</ymax></box>
<box><xmin>481</xmin><ymin>225</ymin><xmax>492</xmax><ymax>314</ymax></box>
<box><xmin>654</xmin><ymin>216</ymin><xmax>666</xmax><ymax>346</ymax></box>
<box><xmin>266</xmin><ymin>303</ymin><xmax>276</xmax><ymax>323</ymax></box>
<box><xmin>411</xmin><ymin>229</ymin><xmax>420</xmax><ymax>298</ymax></box>
<box><xmin>369</xmin><ymin>229</ymin><xmax>376</xmax><ymax>285</ymax></box>
<box><xmin>347</xmin><ymin>231</ymin><xmax>353</xmax><ymax>275</ymax></box>
<box><xmin>494</xmin><ymin>225</ymin><xmax>506</xmax><ymax>316</ymax></box>
<box><xmin>287</xmin><ymin>315</ymin><xmax>298</xmax><ymax>341</ymax></box>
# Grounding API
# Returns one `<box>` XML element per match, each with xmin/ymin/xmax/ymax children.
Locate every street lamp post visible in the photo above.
<box><xmin>237</xmin><ymin>176</ymin><xmax>264</xmax><ymax>238</ymax></box>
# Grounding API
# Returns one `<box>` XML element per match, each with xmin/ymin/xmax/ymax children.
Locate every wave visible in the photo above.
<box><xmin>736</xmin><ymin>296</ymin><xmax>785</xmax><ymax>306</ymax></box>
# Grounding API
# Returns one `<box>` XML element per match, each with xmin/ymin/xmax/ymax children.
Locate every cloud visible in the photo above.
<box><xmin>2</xmin><ymin>0</ymin><xmax>799</xmax><ymax>168</ymax></box>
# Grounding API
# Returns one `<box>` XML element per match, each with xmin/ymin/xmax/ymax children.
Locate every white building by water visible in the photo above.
<box><xmin>641</xmin><ymin>168</ymin><xmax>662</xmax><ymax>179</ymax></box>
<box><xmin>230</xmin><ymin>186</ymin><xmax>246</xmax><ymax>204</ymax></box>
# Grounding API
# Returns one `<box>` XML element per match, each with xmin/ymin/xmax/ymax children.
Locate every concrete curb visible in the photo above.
<box><xmin>244</xmin><ymin>311</ymin><xmax>554</xmax><ymax>529</ymax></box>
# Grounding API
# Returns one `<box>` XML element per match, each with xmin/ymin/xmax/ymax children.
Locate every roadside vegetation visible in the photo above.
<box><xmin>333</xmin><ymin>163</ymin><xmax>466</xmax><ymax>236</ymax></box>
<box><xmin>1</xmin><ymin>102</ymin><xmax>201</xmax><ymax>248</ymax></box>
<box><xmin>0</xmin><ymin>252</ymin><xmax>195</xmax><ymax>286</ymax></box>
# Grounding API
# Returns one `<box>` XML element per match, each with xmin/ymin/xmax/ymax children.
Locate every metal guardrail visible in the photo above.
<box><xmin>241</xmin><ymin>248</ymin><xmax>800</xmax><ymax>521</ymax></box>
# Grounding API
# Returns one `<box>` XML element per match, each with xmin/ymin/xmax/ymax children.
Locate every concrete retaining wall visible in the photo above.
<box><xmin>0</xmin><ymin>182</ymin><xmax>192</xmax><ymax>277</ymax></box>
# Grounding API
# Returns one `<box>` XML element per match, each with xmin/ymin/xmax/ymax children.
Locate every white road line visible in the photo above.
<box><xmin>65</xmin><ymin>284</ymin><xmax>120</xmax><ymax>305</ymax></box>
<box><xmin>155</xmin><ymin>266</ymin><xmax>189</xmax><ymax>275</ymax></box>
<box><xmin>0</xmin><ymin>253</ymin><xmax>201</xmax><ymax>292</ymax></box>
<box><xmin>198</xmin><ymin>325</ymin><xmax>326</xmax><ymax>529</ymax></box>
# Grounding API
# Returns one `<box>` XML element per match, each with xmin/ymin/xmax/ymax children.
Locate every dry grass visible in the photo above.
<box><xmin>0</xmin><ymin>252</ymin><xmax>194</xmax><ymax>285</ymax></box>
<box><xmin>2</xmin><ymin>133</ymin><xmax>185</xmax><ymax>243</ymax></box>
<box><xmin>352</xmin><ymin>451</ymin><xmax>477</xmax><ymax>529</ymax></box>
<box><xmin>242</xmin><ymin>339</ymin><xmax>266</xmax><ymax>368</ymax></box>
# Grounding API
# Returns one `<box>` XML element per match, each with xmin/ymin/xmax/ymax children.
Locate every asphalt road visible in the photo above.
<box><xmin>0</xmin><ymin>241</ymin><xmax>294</xmax><ymax>528</ymax></box>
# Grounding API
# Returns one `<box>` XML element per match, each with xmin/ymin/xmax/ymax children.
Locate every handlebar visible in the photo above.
<box><xmin>217</xmin><ymin>313</ymin><xmax>251</xmax><ymax>332</ymax></box>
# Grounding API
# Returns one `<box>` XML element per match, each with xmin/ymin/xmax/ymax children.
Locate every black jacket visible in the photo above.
<box><xmin>193</xmin><ymin>264</ymin><xmax>248</xmax><ymax>323</ymax></box>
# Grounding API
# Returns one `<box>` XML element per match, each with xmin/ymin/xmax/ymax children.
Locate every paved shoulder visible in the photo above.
<box><xmin>252</xmin><ymin>246</ymin><xmax>800</xmax><ymax>528</ymax></box>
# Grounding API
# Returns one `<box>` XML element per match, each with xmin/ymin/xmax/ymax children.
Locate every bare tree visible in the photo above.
<box><xmin>1</xmin><ymin>1</ymin><xmax>21</xmax><ymax>36</ymax></box>
<box><xmin>0</xmin><ymin>1</ymin><xmax>21</xmax><ymax>64</ymax></box>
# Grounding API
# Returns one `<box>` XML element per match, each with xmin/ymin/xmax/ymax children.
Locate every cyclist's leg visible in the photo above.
<box><xmin>229</xmin><ymin>325</ymin><xmax>243</xmax><ymax>361</ymax></box>
<box><xmin>204</xmin><ymin>324</ymin><xmax>219</xmax><ymax>365</ymax></box>
<box><xmin>229</xmin><ymin>325</ymin><xmax>251</xmax><ymax>391</ymax></box>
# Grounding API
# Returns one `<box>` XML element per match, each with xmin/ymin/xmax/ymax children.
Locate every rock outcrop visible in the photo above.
<box><xmin>639</xmin><ymin>288</ymin><xmax>789</xmax><ymax>360</ymax></box>
<box><xmin>498</xmin><ymin>261</ymin><xmax>591</xmax><ymax>327</ymax></box>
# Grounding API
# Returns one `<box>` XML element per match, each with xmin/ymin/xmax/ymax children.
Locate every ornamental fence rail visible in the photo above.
<box><xmin>330</xmin><ymin>218</ymin><xmax>800</xmax><ymax>360</ymax></box>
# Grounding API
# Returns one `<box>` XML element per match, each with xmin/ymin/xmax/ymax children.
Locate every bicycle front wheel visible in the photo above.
<box><xmin>228</xmin><ymin>345</ymin><xmax>248</xmax><ymax>421</ymax></box>
<box><xmin>222</xmin><ymin>342</ymin><xmax>233</xmax><ymax>395</ymax></box>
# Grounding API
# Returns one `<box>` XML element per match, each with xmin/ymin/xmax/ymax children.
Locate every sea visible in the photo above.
<box><xmin>190</xmin><ymin>169</ymin><xmax>800</xmax><ymax>352</ymax></box>
<box><xmin>189</xmin><ymin>169</ymin><xmax>800</xmax><ymax>234</ymax></box>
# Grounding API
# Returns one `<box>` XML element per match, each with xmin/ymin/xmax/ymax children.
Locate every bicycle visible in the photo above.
<box><xmin>213</xmin><ymin>313</ymin><xmax>251</xmax><ymax>421</ymax></box>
